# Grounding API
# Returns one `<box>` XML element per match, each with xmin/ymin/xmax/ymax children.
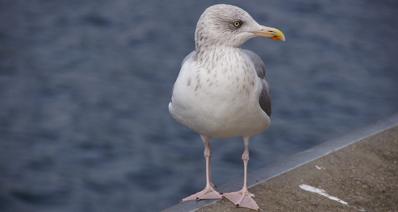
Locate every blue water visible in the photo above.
<box><xmin>0</xmin><ymin>0</ymin><xmax>397</xmax><ymax>211</ymax></box>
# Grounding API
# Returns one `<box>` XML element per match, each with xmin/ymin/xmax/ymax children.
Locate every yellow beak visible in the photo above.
<box><xmin>253</xmin><ymin>27</ymin><xmax>286</xmax><ymax>41</ymax></box>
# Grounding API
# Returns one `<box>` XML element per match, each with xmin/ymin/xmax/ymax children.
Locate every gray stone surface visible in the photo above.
<box><xmin>199</xmin><ymin>126</ymin><xmax>398</xmax><ymax>211</ymax></box>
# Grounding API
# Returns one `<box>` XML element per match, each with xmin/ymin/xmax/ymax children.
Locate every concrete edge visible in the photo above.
<box><xmin>162</xmin><ymin>114</ymin><xmax>398</xmax><ymax>212</ymax></box>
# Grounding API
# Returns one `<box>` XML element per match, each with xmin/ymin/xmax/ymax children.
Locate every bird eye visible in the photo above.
<box><xmin>233</xmin><ymin>20</ymin><xmax>243</xmax><ymax>28</ymax></box>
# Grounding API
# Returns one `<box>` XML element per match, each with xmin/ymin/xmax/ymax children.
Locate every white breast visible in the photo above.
<box><xmin>169</xmin><ymin>48</ymin><xmax>270</xmax><ymax>138</ymax></box>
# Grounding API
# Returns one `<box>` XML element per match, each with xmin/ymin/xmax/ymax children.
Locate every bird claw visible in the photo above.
<box><xmin>182</xmin><ymin>185</ymin><xmax>222</xmax><ymax>202</ymax></box>
<box><xmin>223</xmin><ymin>189</ymin><xmax>259</xmax><ymax>210</ymax></box>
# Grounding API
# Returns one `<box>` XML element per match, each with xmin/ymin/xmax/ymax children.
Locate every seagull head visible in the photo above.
<box><xmin>195</xmin><ymin>4</ymin><xmax>285</xmax><ymax>50</ymax></box>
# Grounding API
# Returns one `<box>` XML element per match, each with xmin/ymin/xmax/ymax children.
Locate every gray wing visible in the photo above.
<box><xmin>242</xmin><ymin>50</ymin><xmax>272</xmax><ymax>117</ymax></box>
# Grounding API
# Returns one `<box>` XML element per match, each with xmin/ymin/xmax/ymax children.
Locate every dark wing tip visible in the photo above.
<box><xmin>259</xmin><ymin>81</ymin><xmax>271</xmax><ymax>117</ymax></box>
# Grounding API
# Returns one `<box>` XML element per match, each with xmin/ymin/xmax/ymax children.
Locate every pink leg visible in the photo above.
<box><xmin>208</xmin><ymin>142</ymin><xmax>216</xmax><ymax>188</ymax></box>
<box><xmin>223</xmin><ymin>137</ymin><xmax>259</xmax><ymax>210</ymax></box>
<box><xmin>182</xmin><ymin>135</ymin><xmax>222</xmax><ymax>202</ymax></box>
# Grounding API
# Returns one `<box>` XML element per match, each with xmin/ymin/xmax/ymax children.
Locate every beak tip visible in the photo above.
<box><xmin>272</xmin><ymin>35</ymin><xmax>286</xmax><ymax>42</ymax></box>
<box><xmin>276</xmin><ymin>30</ymin><xmax>286</xmax><ymax>42</ymax></box>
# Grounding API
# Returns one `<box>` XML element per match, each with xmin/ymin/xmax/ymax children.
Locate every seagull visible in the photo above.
<box><xmin>168</xmin><ymin>4</ymin><xmax>285</xmax><ymax>210</ymax></box>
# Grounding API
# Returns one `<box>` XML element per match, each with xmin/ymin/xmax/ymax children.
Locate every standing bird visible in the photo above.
<box><xmin>169</xmin><ymin>4</ymin><xmax>285</xmax><ymax>210</ymax></box>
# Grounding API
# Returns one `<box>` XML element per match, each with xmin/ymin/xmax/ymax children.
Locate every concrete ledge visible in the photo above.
<box><xmin>164</xmin><ymin>114</ymin><xmax>398</xmax><ymax>212</ymax></box>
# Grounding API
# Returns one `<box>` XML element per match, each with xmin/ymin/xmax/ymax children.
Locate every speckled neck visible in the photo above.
<box><xmin>195</xmin><ymin>46</ymin><xmax>247</xmax><ymax>72</ymax></box>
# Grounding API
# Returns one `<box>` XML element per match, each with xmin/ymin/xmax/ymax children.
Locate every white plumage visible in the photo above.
<box><xmin>169</xmin><ymin>48</ymin><xmax>270</xmax><ymax>138</ymax></box>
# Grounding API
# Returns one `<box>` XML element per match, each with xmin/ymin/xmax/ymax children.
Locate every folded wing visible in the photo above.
<box><xmin>242</xmin><ymin>50</ymin><xmax>272</xmax><ymax>117</ymax></box>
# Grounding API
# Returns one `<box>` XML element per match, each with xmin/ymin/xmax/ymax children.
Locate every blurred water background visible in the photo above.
<box><xmin>0</xmin><ymin>0</ymin><xmax>397</xmax><ymax>211</ymax></box>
